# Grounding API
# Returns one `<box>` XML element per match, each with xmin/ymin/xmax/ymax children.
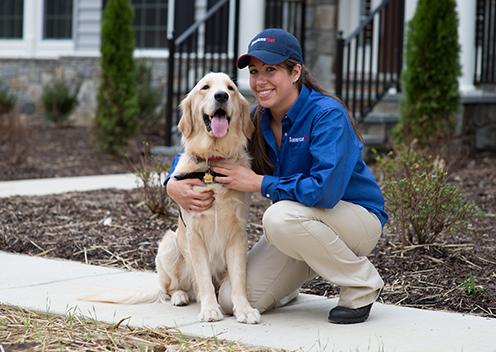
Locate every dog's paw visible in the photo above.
<box><xmin>171</xmin><ymin>291</ymin><xmax>190</xmax><ymax>306</ymax></box>
<box><xmin>198</xmin><ymin>306</ymin><xmax>224</xmax><ymax>322</ymax></box>
<box><xmin>234</xmin><ymin>307</ymin><xmax>261</xmax><ymax>324</ymax></box>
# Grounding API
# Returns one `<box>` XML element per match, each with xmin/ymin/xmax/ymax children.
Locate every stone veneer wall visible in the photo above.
<box><xmin>304</xmin><ymin>0</ymin><xmax>337</xmax><ymax>91</ymax></box>
<box><xmin>0</xmin><ymin>57</ymin><xmax>167</xmax><ymax>126</ymax></box>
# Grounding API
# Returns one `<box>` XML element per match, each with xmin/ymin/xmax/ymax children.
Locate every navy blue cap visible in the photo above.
<box><xmin>237</xmin><ymin>28</ymin><xmax>303</xmax><ymax>69</ymax></box>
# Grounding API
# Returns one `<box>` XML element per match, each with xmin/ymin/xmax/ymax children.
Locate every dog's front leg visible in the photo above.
<box><xmin>187</xmin><ymin>230</ymin><xmax>224</xmax><ymax>322</ymax></box>
<box><xmin>226</xmin><ymin>233</ymin><xmax>261</xmax><ymax>324</ymax></box>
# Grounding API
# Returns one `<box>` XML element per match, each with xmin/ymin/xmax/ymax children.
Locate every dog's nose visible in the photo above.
<box><xmin>214</xmin><ymin>91</ymin><xmax>229</xmax><ymax>103</ymax></box>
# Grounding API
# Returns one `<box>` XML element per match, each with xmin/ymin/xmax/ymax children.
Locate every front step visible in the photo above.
<box><xmin>360</xmin><ymin>111</ymin><xmax>399</xmax><ymax>149</ymax></box>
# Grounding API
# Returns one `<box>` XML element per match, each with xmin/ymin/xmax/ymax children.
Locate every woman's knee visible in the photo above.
<box><xmin>218</xmin><ymin>279</ymin><xmax>274</xmax><ymax>315</ymax></box>
<box><xmin>262</xmin><ymin>201</ymin><xmax>300</xmax><ymax>244</ymax></box>
<box><xmin>218</xmin><ymin>280</ymin><xmax>233</xmax><ymax>315</ymax></box>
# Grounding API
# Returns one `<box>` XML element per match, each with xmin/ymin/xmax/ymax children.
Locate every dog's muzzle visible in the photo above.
<box><xmin>203</xmin><ymin>107</ymin><xmax>231</xmax><ymax>138</ymax></box>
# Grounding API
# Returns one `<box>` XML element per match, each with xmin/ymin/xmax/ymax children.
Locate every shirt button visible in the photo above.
<box><xmin>284</xmin><ymin>133</ymin><xmax>287</xmax><ymax>136</ymax></box>
<box><xmin>266</xmin><ymin>194</ymin><xmax>270</xmax><ymax>198</ymax></box>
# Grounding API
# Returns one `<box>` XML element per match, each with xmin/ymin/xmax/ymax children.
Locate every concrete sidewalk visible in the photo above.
<box><xmin>1</xmin><ymin>251</ymin><xmax>495</xmax><ymax>352</ymax></box>
<box><xmin>0</xmin><ymin>173</ymin><xmax>141</xmax><ymax>197</ymax></box>
<box><xmin>1</xmin><ymin>175</ymin><xmax>496</xmax><ymax>351</ymax></box>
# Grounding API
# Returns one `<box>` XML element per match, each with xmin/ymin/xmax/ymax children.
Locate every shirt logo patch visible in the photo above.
<box><xmin>288</xmin><ymin>135</ymin><xmax>309</xmax><ymax>143</ymax></box>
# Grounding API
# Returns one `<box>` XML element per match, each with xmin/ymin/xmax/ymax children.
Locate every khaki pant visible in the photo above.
<box><xmin>219</xmin><ymin>200</ymin><xmax>384</xmax><ymax>313</ymax></box>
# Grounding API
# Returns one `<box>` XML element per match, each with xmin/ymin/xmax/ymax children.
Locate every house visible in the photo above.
<box><xmin>0</xmin><ymin>0</ymin><xmax>494</xmax><ymax>149</ymax></box>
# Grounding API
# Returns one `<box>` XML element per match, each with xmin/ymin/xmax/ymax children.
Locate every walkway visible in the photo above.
<box><xmin>0</xmin><ymin>175</ymin><xmax>495</xmax><ymax>351</ymax></box>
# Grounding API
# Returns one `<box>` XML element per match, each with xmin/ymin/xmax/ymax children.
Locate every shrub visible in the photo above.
<box><xmin>0</xmin><ymin>85</ymin><xmax>16</xmax><ymax>115</ymax></box>
<box><xmin>395</xmin><ymin>0</ymin><xmax>461</xmax><ymax>150</ymax></box>
<box><xmin>0</xmin><ymin>112</ymin><xmax>31</xmax><ymax>165</ymax></box>
<box><xmin>133</xmin><ymin>143</ymin><xmax>173</xmax><ymax>217</ymax></box>
<box><xmin>95</xmin><ymin>0</ymin><xmax>138</xmax><ymax>154</ymax></box>
<box><xmin>42</xmin><ymin>78</ymin><xmax>80</xmax><ymax>125</ymax></box>
<box><xmin>375</xmin><ymin>144</ymin><xmax>478</xmax><ymax>245</ymax></box>
<box><xmin>135</xmin><ymin>61</ymin><xmax>161</xmax><ymax>132</ymax></box>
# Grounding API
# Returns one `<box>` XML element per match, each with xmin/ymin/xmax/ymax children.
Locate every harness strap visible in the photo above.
<box><xmin>173</xmin><ymin>170</ymin><xmax>226</xmax><ymax>182</ymax></box>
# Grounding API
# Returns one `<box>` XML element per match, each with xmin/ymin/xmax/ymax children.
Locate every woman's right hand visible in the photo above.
<box><xmin>166</xmin><ymin>178</ymin><xmax>214</xmax><ymax>212</ymax></box>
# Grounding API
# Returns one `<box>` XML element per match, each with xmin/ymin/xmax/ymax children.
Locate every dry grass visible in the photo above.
<box><xmin>0</xmin><ymin>304</ymin><xmax>281</xmax><ymax>352</ymax></box>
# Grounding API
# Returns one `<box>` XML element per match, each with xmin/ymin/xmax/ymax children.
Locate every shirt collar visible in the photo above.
<box><xmin>285</xmin><ymin>85</ymin><xmax>311</xmax><ymax>122</ymax></box>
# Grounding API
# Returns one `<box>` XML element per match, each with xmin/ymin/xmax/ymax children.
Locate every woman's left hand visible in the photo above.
<box><xmin>211</xmin><ymin>162</ymin><xmax>263</xmax><ymax>193</ymax></box>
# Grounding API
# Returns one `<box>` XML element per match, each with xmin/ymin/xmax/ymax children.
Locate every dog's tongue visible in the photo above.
<box><xmin>211</xmin><ymin>116</ymin><xmax>228</xmax><ymax>138</ymax></box>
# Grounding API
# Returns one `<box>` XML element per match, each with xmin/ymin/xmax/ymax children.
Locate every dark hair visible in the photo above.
<box><xmin>249</xmin><ymin>59</ymin><xmax>363</xmax><ymax>175</ymax></box>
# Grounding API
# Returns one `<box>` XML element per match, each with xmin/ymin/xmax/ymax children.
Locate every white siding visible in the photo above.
<box><xmin>75</xmin><ymin>0</ymin><xmax>102</xmax><ymax>53</ymax></box>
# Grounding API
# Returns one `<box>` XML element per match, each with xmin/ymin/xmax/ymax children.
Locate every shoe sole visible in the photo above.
<box><xmin>327</xmin><ymin>313</ymin><xmax>370</xmax><ymax>324</ymax></box>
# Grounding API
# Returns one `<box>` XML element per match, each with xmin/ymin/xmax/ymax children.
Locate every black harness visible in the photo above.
<box><xmin>174</xmin><ymin>164</ymin><xmax>227</xmax><ymax>227</ymax></box>
<box><xmin>173</xmin><ymin>170</ymin><xmax>226</xmax><ymax>182</ymax></box>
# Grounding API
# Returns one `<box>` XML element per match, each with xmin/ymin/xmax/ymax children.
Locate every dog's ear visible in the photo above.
<box><xmin>240</xmin><ymin>95</ymin><xmax>255</xmax><ymax>139</ymax></box>
<box><xmin>178</xmin><ymin>93</ymin><xmax>194</xmax><ymax>138</ymax></box>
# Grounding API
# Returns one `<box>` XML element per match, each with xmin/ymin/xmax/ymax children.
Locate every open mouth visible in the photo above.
<box><xmin>203</xmin><ymin>108</ymin><xmax>231</xmax><ymax>138</ymax></box>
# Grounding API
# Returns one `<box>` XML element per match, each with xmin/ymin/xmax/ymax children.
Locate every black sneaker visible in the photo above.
<box><xmin>327</xmin><ymin>303</ymin><xmax>373</xmax><ymax>324</ymax></box>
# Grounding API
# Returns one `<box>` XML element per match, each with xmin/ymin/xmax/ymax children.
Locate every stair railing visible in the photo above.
<box><xmin>475</xmin><ymin>0</ymin><xmax>496</xmax><ymax>85</ymax></box>
<box><xmin>335</xmin><ymin>0</ymin><xmax>405</xmax><ymax>121</ymax></box>
<box><xmin>164</xmin><ymin>0</ymin><xmax>240</xmax><ymax>146</ymax></box>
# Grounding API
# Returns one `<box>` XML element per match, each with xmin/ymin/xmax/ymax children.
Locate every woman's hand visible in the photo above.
<box><xmin>166</xmin><ymin>177</ymin><xmax>214</xmax><ymax>212</ymax></box>
<box><xmin>211</xmin><ymin>162</ymin><xmax>263</xmax><ymax>193</ymax></box>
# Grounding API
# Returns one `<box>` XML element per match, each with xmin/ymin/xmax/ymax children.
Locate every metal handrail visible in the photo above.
<box><xmin>474</xmin><ymin>0</ymin><xmax>496</xmax><ymax>84</ymax></box>
<box><xmin>335</xmin><ymin>0</ymin><xmax>405</xmax><ymax>121</ymax></box>
<box><xmin>175</xmin><ymin>0</ymin><xmax>229</xmax><ymax>45</ymax></box>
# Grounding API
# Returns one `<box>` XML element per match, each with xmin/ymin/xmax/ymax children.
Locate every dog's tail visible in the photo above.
<box><xmin>79</xmin><ymin>290</ymin><xmax>169</xmax><ymax>305</ymax></box>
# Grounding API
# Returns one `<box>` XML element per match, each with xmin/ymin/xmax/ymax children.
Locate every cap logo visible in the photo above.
<box><xmin>250</xmin><ymin>37</ymin><xmax>276</xmax><ymax>47</ymax></box>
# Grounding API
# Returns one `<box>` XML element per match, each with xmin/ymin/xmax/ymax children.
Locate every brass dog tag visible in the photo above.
<box><xmin>203</xmin><ymin>172</ymin><xmax>214</xmax><ymax>184</ymax></box>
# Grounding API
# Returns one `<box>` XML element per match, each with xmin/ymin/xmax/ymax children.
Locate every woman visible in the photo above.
<box><xmin>166</xmin><ymin>28</ymin><xmax>387</xmax><ymax>324</ymax></box>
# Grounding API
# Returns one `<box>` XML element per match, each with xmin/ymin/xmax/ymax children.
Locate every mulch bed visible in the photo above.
<box><xmin>0</xmin><ymin>125</ymin><xmax>495</xmax><ymax>319</ymax></box>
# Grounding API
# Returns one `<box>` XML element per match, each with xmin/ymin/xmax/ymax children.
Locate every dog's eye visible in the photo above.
<box><xmin>201</xmin><ymin>85</ymin><xmax>210</xmax><ymax>90</ymax></box>
<box><xmin>227</xmin><ymin>85</ymin><xmax>235</xmax><ymax>91</ymax></box>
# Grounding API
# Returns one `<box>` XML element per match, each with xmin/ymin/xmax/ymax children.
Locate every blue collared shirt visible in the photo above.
<box><xmin>260</xmin><ymin>85</ymin><xmax>388</xmax><ymax>226</ymax></box>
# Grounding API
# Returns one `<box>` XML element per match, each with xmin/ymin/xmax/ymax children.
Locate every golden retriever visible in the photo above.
<box><xmin>82</xmin><ymin>72</ymin><xmax>260</xmax><ymax>324</ymax></box>
<box><xmin>157</xmin><ymin>72</ymin><xmax>259</xmax><ymax>323</ymax></box>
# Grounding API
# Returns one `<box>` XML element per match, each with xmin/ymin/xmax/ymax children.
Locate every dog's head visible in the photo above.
<box><xmin>178</xmin><ymin>73</ymin><xmax>254</xmax><ymax>157</ymax></box>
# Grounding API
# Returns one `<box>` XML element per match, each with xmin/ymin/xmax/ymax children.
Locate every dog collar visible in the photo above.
<box><xmin>174</xmin><ymin>170</ymin><xmax>226</xmax><ymax>184</ymax></box>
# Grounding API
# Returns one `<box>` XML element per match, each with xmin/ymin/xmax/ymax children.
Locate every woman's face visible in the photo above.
<box><xmin>248</xmin><ymin>57</ymin><xmax>301</xmax><ymax>117</ymax></box>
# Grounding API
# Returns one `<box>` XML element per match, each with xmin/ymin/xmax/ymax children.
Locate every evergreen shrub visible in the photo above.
<box><xmin>395</xmin><ymin>0</ymin><xmax>461</xmax><ymax>150</ymax></box>
<box><xmin>95</xmin><ymin>0</ymin><xmax>138</xmax><ymax>154</ymax></box>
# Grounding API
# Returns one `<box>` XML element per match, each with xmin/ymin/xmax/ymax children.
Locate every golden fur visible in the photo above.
<box><xmin>81</xmin><ymin>73</ymin><xmax>259</xmax><ymax>324</ymax></box>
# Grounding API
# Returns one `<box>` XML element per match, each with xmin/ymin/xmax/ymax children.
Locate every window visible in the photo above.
<box><xmin>132</xmin><ymin>0</ymin><xmax>168</xmax><ymax>48</ymax></box>
<box><xmin>102</xmin><ymin>0</ymin><xmax>194</xmax><ymax>49</ymax></box>
<box><xmin>43</xmin><ymin>0</ymin><xmax>73</xmax><ymax>39</ymax></box>
<box><xmin>0</xmin><ymin>0</ymin><xmax>24</xmax><ymax>39</ymax></box>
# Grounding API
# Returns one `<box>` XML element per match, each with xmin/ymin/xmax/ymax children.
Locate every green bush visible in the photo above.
<box><xmin>375</xmin><ymin>144</ymin><xmax>478</xmax><ymax>245</ymax></box>
<box><xmin>42</xmin><ymin>78</ymin><xmax>80</xmax><ymax>125</ymax></box>
<box><xmin>135</xmin><ymin>61</ymin><xmax>161</xmax><ymax>131</ymax></box>
<box><xmin>395</xmin><ymin>0</ymin><xmax>461</xmax><ymax>150</ymax></box>
<box><xmin>0</xmin><ymin>86</ymin><xmax>16</xmax><ymax>115</ymax></box>
<box><xmin>95</xmin><ymin>0</ymin><xmax>138</xmax><ymax>154</ymax></box>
